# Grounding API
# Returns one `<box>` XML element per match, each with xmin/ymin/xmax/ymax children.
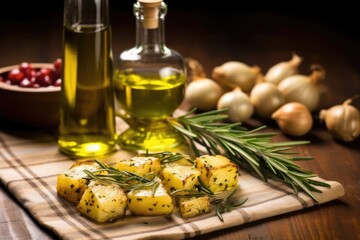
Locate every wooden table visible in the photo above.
<box><xmin>1</xmin><ymin>1</ymin><xmax>359</xmax><ymax>239</ymax></box>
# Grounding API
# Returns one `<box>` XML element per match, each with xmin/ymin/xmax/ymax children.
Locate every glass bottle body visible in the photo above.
<box><xmin>58</xmin><ymin>0</ymin><xmax>116</xmax><ymax>157</ymax></box>
<box><xmin>114</xmin><ymin>1</ymin><xmax>186</xmax><ymax>152</ymax></box>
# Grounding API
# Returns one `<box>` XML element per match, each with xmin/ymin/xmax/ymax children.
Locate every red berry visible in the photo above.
<box><xmin>25</xmin><ymin>70</ymin><xmax>37</xmax><ymax>79</ymax></box>
<box><xmin>52</xmin><ymin>71</ymin><xmax>61</xmax><ymax>82</ymax></box>
<box><xmin>37</xmin><ymin>67</ymin><xmax>56</xmax><ymax>86</ymax></box>
<box><xmin>19</xmin><ymin>62</ymin><xmax>33</xmax><ymax>74</ymax></box>
<box><xmin>19</xmin><ymin>78</ymin><xmax>34</xmax><ymax>88</ymax></box>
<box><xmin>53</xmin><ymin>78</ymin><xmax>62</xmax><ymax>86</ymax></box>
<box><xmin>35</xmin><ymin>74</ymin><xmax>52</xmax><ymax>87</ymax></box>
<box><xmin>7</xmin><ymin>69</ymin><xmax>25</xmax><ymax>85</ymax></box>
<box><xmin>53</xmin><ymin>58</ymin><xmax>62</xmax><ymax>72</ymax></box>
<box><xmin>39</xmin><ymin>67</ymin><xmax>54</xmax><ymax>78</ymax></box>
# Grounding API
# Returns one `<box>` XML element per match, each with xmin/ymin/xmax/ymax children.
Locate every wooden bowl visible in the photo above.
<box><xmin>0</xmin><ymin>63</ymin><xmax>61</xmax><ymax>128</ymax></box>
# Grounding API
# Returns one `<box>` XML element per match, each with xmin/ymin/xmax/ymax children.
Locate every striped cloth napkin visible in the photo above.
<box><xmin>0</xmin><ymin>120</ymin><xmax>344</xmax><ymax>240</ymax></box>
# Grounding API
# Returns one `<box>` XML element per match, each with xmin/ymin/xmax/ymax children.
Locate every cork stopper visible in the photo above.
<box><xmin>138</xmin><ymin>0</ymin><xmax>163</xmax><ymax>29</ymax></box>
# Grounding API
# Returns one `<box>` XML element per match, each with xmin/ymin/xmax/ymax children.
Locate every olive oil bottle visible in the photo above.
<box><xmin>58</xmin><ymin>0</ymin><xmax>116</xmax><ymax>157</ymax></box>
<box><xmin>114</xmin><ymin>0</ymin><xmax>186</xmax><ymax>152</ymax></box>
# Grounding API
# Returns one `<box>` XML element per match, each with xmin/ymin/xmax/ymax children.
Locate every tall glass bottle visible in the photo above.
<box><xmin>58</xmin><ymin>0</ymin><xmax>116</xmax><ymax>157</ymax></box>
<box><xmin>114</xmin><ymin>0</ymin><xmax>186</xmax><ymax>153</ymax></box>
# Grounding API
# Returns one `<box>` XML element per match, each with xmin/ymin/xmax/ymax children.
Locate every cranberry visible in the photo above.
<box><xmin>53</xmin><ymin>58</ymin><xmax>62</xmax><ymax>72</ymax></box>
<box><xmin>53</xmin><ymin>78</ymin><xmax>62</xmax><ymax>86</ymax></box>
<box><xmin>19</xmin><ymin>78</ymin><xmax>34</xmax><ymax>88</ymax></box>
<box><xmin>7</xmin><ymin>69</ymin><xmax>25</xmax><ymax>85</ymax></box>
<box><xmin>35</xmin><ymin>74</ymin><xmax>52</xmax><ymax>87</ymax></box>
<box><xmin>25</xmin><ymin>70</ymin><xmax>37</xmax><ymax>79</ymax></box>
<box><xmin>29</xmin><ymin>76</ymin><xmax>37</xmax><ymax>84</ymax></box>
<box><xmin>36</xmin><ymin>68</ymin><xmax>55</xmax><ymax>86</ymax></box>
<box><xmin>19</xmin><ymin>62</ymin><xmax>33</xmax><ymax>74</ymax></box>
<box><xmin>38</xmin><ymin>67</ymin><xmax>54</xmax><ymax>78</ymax></box>
<box><xmin>52</xmin><ymin>71</ymin><xmax>61</xmax><ymax>82</ymax></box>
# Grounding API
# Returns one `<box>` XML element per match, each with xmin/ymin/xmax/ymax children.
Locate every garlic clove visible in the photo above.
<box><xmin>271</xmin><ymin>102</ymin><xmax>313</xmax><ymax>136</ymax></box>
<box><xmin>319</xmin><ymin>98</ymin><xmax>360</xmax><ymax>142</ymax></box>
<box><xmin>217</xmin><ymin>88</ymin><xmax>253</xmax><ymax>122</ymax></box>
<box><xmin>184</xmin><ymin>78</ymin><xmax>223</xmax><ymax>111</ymax></box>
<box><xmin>211</xmin><ymin>61</ymin><xmax>260</xmax><ymax>93</ymax></box>
<box><xmin>265</xmin><ymin>53</ymin><xmax>302</xmax><ymax>85</ymax></box>
<box><xmin>250</xmin><ymin>82</ymin><xmax>286</xmax><ymax>120</ymax></box>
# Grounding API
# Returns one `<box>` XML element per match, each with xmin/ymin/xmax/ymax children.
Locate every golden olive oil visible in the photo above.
<box><xmin>114</xmin><ymin>68</ymin><xmax>186</xmax><ymax>152</ymax></box>
<box><xmin>114</xmin><ymin>69</ymin><xmax>185</xmax><ymax>120</ymax></box>
<box><xmin>58</xmin><ymin>24</ymin><xmax>116</xmax><ymax>157</ymax></box>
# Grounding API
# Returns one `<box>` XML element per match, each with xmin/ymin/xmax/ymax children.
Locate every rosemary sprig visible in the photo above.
<box><xmin>142</xmin><ymin>151</ymin><xmax>194</xmax><ymax>165</ymax></box>
<box><xmin>168</xmin><ymin>109</ymin><xmax>330</xmax><ymax>201</ymax></box>
<box><xmin>172</xmin><ymin>177</ymin><xmax>248</xmax><ymax>221</ymax></box>
<box><xmin>211</xmin><ymin>189</ymin><xmax>248</xmax><ymax>222</ymax></box>
<box><xmin>83</xmin><ymin>160</ymin><xmax>159</xmax><ymax>194</ymax></box>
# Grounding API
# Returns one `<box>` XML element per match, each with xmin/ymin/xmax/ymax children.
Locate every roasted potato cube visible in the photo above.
<box><xmin>178</xmin><ymin>196</ymin><xmax>211</xmax><ymax>218</ymax></box>
<box><xmin>161</xmin><ymin>165</ymin><xmax>200</xmax><ymax>193</ymax></box>
<box><xmin>56</xmin><ymin>160</ymin><xmax>100</xmax><ymax>204</ymax></box>
<box><xmin>127</xmin><ymin>179</ymin><xmax>174</xmax><ymax>216</ymax></box>
<box><xmin>77</xmin><ymin>180</ymin><xmax>127</xmax><ymax>223</ymax></box>
<box><xmin>194</xmin><ymin>155</ymin><xmax>239</xmax><ymax>193</ymax></box>
<box><xmin>116</xmin><ymin>156</ymin><xmax>161</xmax><ymax>177</ymax></box>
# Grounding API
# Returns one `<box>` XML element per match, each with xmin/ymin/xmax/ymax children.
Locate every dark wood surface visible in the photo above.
<box><xmin>1</xmin><ymin>1</ymin><xmax>359</xmax><ymax>239</ymax></box>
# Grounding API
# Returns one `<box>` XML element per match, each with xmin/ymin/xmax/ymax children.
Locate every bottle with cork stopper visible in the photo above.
<box><xmin>113</xmin><ymin>0</ymin><xmax>187</xmax><ymax>153</ymax></box>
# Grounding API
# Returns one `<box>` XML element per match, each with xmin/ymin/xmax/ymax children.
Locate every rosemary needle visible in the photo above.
<box><xmin>83</xmin><ymin>160</ymin><xmax>159</xmax><ymax>194</ymax></box>
<box><xmin>168</xmin><ymin>109</ymin><xmax>330</xmax><ymax>202</ymax></box>
<box><xmin>172</xmin><ymin>180</ymin><xmax>248</xmax><ymax>222</ymax></box>
<box><xmin>143</xmin><ymin>151</ymin><xmax>194</xmax><ymax>164</ymax></box>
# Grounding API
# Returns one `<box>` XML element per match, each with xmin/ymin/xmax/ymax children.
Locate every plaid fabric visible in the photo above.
<box><xmin>0</xmin><ymin>119</ymin><xmax>344</xmax><ymax>240</ymax></box>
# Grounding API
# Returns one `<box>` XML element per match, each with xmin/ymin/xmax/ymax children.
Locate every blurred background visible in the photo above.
<box><xmin>0</xmin><ymin>0</ymin><xmax>359</xmax><ymax>108</ymax></box>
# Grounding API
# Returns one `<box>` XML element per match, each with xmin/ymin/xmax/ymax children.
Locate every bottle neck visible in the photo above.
<box><xmin>134</xmin><ymin>2</ymin><xmax>167</xmax><ymax>52</ymax></box>
<box><xmin>136</xmin><ymin>19</ymin><xmax>165</xmax><ymax>51</ymax></box>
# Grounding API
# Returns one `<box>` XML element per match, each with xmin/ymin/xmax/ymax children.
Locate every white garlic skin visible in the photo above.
<box><xmin>184</xmin><ymin>78</ymin><xmax>223</xmax><ymax>111</ymax></box>
<box><xmin>319</xmin><ymin>100</ymin><xmax>360</xmax><ymax>142</ymax></box>
<box><xmin>265</xmin><ymin>53</ymin><xmax>302</xmax><ymax>85</ymax></box>
<box><xmin>250</xmin><ymin>82</ymin><xmax>286</xmax><ymax>119</ymax></box>
<box><xmin>217</xmin><ymin>88</ymin><xmax>253</xmax><ymax>122</ymax></box>
<box><xmin>212</xmin><ymin>61</ymin><xmax>260</xmax><ymax>93</ymax></box>
<box><xmin>271</xmin><ymin>102</ymin><xmax>313</xmax><ymax>136</ymax></box>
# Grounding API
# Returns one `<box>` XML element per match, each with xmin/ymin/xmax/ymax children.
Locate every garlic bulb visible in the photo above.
<box><xmin>264</xmin><ymin>53</ymin><xmax>302</xmax><ymax>85</ymax></box>
<box><xmin>217</xmin><ymin>88</ymin><xmax>253</xmax><ymax>122</ymax></box>
<box><xmin>271</xmin><ymin>102</ymin><xmax>313</xmax><ymax>136</ymax></box>
<box><xmin>211</xmin><ymin>61</ymin><xmax>260</xmax><ymax>93</ymax></box>
<box><xmin>250</xmin><ymin>82</ymin><xmax>286</xmax><ymax>119</ymax></box>
<box><xmin>319</xmin><ymin>98</ymin><xmax>360</xmax><ymax>142</ymax></box>
<box><xmin>278</xmin><ymin>65</ymin><xmax>325</xmax><ymax>112</ymax></box>
<box><xmin>184</xmin><ymin>78</ymin><xmax>223</xmax><ymax>111</ymax></box>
